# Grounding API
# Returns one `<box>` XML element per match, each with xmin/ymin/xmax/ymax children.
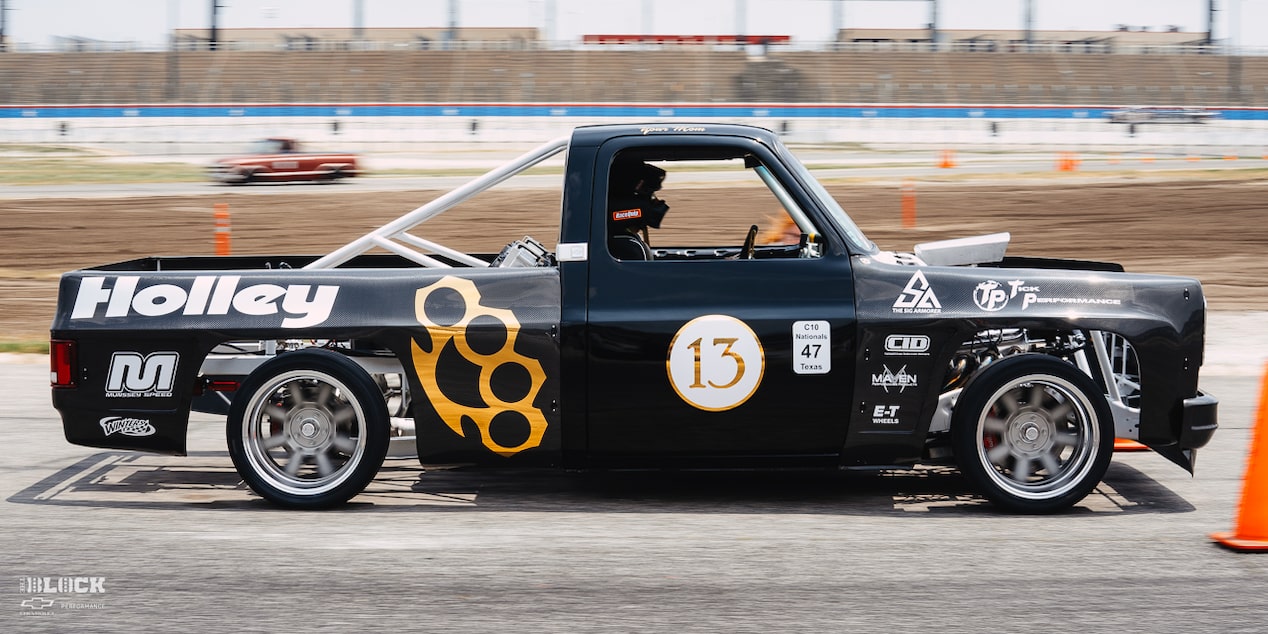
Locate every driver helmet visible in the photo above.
<box><xmin>609</xmin><ymin>159</ymin><xmax>669</xmax><ymax>231</ymax></box>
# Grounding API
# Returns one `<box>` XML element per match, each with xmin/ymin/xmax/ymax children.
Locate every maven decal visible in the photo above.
<box><xmin>71</xmin><ymin>276</ymin><xmax>338</xmax><ymax>328</ymax></box>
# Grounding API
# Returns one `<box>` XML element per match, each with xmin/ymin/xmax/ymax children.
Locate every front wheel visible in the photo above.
<box><xmin>227</xmin><ymin>349</ymin><xmax>390</xmax><ymax>508</ymax></box>
<box><xmin>951</xmin><ymin>355</ymin><xmax>1114</xmax><ymax>513</ymax></box>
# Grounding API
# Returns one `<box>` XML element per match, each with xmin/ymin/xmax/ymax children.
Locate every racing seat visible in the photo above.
<box><xmin>609</xmin><ymin>234</ymin><xmax>653</xmax><ymax>261</ymax></box>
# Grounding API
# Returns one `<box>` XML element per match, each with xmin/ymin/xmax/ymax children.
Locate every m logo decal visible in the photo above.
<box><xmin>105</xmin><ymin>351</ymin><xmax>179</xmax><ymax>398</ymax></box>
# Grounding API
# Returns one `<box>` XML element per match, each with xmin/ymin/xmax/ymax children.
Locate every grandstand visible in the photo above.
<box><xmin>0</xmin><ymin>46</ymin><xmax>1264</xmax><ymax>107</ymax></box>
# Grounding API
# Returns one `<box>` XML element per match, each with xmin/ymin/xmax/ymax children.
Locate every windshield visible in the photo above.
<box><xmin>776</xmin><ymin>142</ymin><xmax>877</xmax><ymax>255</ymax></box>
<box><xmin>248</xmin><ymin>139</ymin><xmax>289</xmax><ymax>154</ymax></box>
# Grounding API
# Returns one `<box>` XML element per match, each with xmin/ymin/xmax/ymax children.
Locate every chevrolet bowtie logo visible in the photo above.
<box><xmin>21</xmin><ymin>597</ymin><xmax>55</xmax><ymax>610</ymax></box>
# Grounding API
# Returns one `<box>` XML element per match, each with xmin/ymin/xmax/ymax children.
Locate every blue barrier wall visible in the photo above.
<box><xmin>4</xmin><ymin>103</ymin><xmax>1267</xmax><ymax>121</ymax></box>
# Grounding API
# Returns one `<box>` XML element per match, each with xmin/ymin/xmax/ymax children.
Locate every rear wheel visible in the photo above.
<box><xmin>227</xmin><ymin>350</ymin><xmax>389</xmax><ymax>508</ymax></box>
<box><xmin>951</xmin><ymin>355</ymin><xmax>1113</xmax><ymax>513</ymax></box>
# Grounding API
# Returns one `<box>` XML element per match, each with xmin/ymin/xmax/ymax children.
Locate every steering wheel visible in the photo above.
<box><xmin>740</xmin><ymin>224</ymin><xmax>759</xmax><ymax>260</ymax></box>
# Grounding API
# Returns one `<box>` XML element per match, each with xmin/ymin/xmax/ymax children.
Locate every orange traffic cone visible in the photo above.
<box><xmin>1114</xmin><ymin>438</ymin><xmax>1149</xmax><ymax>451</ymax></box>
<box><xmin>938</xmin><ymin>149</ymin><xmax>957</xmax><ymax>169</ymax></box>
<box><xmin>214</xmin><ymin>204</ymin><xmax>232</xmax><ymax>256</ymax></box>
<box><xmin>900</xmin><ymin>180</ymin><xmax>916</xmax><ymax>229</ymax></box>
<box><xmin>1211</xmin><ymin>362</ymin><xmax>1268</xmax><ymax>551</ymax></box>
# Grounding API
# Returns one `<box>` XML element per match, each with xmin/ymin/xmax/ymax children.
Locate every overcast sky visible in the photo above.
<box><xmin>4</xmin><ymin>0</ymin><xmax>1263</xmax><ymax>48</ymax></box>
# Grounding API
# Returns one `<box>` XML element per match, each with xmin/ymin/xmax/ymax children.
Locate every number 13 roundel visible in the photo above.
<box><xmin>667</xmin><ymin>315</ymin><xmax>765</xmax><ymax>411</ymax></box>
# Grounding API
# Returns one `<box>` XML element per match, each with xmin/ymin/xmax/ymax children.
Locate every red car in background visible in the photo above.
<box><xmin>208</xmin><ymin>138</ymin><xmax>362</xmax><ymax>184</ymax></box>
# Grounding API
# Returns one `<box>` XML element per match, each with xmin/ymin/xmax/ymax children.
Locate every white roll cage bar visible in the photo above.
<box><xmin>304</xmin><ymin>135</ymin><xmax>571</xmax><ymax>270</ymax></box>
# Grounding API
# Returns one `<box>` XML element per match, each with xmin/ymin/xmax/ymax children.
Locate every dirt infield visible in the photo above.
<box><xmin>3</xmin><ymin>176</ymin><xmax>1265</xmax><ymax>341</ymax></box>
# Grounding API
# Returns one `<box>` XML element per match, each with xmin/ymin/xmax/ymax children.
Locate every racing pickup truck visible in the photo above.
<box><xmin>207</xmin><ymin>137</ymin><xmax>361</xmax><ymax>184</ymax></box>
<box><xmin>51</xmin><ymin>123</ymin><xmax>1217</xmax><ymax>512</ymax></box>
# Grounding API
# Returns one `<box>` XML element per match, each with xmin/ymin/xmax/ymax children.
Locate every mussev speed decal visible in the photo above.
<box><xmin>410</xmin><ymin>276</ymin><xmax>548</xmax><ymax>457</ymax></box>
<box><xmin>667</xmin><ymin>314</ymin><xmax>764</xmax><ymax>412</ymax></box>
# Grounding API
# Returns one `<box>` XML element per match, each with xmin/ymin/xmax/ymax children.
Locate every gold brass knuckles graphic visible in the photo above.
<box><xmin>410</xmin><ymin>276</ymin><xmax>548</xmax><ymax>456</ymax></box>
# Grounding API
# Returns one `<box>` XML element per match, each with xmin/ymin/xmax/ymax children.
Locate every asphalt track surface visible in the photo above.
<box><xmin>3</xmin><ymin>317</ymin><xmax>1268</xmax><ymax>632</ymax></box>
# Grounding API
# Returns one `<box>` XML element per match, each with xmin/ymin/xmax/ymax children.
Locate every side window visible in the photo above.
<box><xmin>606</xmin><ymin>148</ymin><xmax>822</xmax><ymax>262</ymax></box>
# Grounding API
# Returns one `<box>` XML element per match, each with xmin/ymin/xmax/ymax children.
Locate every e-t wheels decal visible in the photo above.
<box><xmin>667</xmin><ymin>315</ymin><xmax>765</xmax><ymax>411</ymax></box>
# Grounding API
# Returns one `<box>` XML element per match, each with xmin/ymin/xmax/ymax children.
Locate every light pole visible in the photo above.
<box><xmin>1</xmin><ymin>0</ymin><xmax>9</xmax><ymax>52</ymax></box>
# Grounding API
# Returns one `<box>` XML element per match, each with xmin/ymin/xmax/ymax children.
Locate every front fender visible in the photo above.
<box><xmin>844</xmin><ymin>257</ymin><xmax>1208</xmax><ymax>466</ymax></box>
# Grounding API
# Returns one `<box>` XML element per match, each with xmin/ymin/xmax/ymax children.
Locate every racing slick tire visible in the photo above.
<box><xmin>951</xmin><ymin>354</ymin><xmax>1114</xmax><ymax>514</ymax></box>
<box><xmin>227</xmin><ymin>349</ymin><xmax>390</xmax><ymax>509</ymax></box>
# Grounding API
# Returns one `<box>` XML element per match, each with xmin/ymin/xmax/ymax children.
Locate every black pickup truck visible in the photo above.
<box><xmin>50</xmin><ymin>123</ymin><xmax>1217</xmax><ymax>512</ymax></box>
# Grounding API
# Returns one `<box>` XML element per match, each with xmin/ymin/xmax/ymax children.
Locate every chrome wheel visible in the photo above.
<box><xmin>952</xmin><ymin>355</ymin><xmax>1113</xmax><ymax>513</ymax></box>
<box><xmin>976</xmin><ymin>374</ymin><xmax>1099</xmax><ymax>500</ymax></box>
<box><xmin>241</xmin><ymin>369</ymin><xmax>367</xmax><ymax>496</ymax></box>
<box><xmin>228</xmin><ymin>350</ymin><xmax>389</xmax><ymax>508</ymax></box>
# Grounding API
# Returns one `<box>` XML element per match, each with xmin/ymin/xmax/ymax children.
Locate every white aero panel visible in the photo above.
<box><xmin>914</xmin><ymin>232</ymin><xmax>1010</xmax><ymax>267</ymax></box>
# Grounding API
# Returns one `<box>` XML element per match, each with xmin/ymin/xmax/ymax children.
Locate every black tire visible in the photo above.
<box><xmin>319</xmin><ymin>167</ymin><xmax>344</xmax><ymax>183</ymax></box>
<box><xmin>227</xmin><ymin>349</ymin><xmax>389</xmax><ymax>509</ymax></box>
<box><xmin>951</xmin><ymin>354</ymin><xmax>1114</xmax><ymax>513</ymax></box>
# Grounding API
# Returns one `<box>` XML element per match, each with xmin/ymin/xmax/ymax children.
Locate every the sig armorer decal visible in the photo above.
<box><xmin>667</xmin><ymin>315</ymin><xmax>764</xmax><ymax>411</ymax></box>
<box><xmin>410</xmin><ymin>276</ymin><xmax>548</xmax><ymax>457</ymax></box>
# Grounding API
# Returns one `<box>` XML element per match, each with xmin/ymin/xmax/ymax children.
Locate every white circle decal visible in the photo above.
<box><xmin>667</xmin><ymin>315</ymin><xmax>765</xmax><ymax>411</ymax></box>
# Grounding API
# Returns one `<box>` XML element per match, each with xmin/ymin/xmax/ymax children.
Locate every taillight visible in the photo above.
<box><xmin>50</xmin><ymin>339</ymin><xmax>77</xmax><ymax>388</ymax></box>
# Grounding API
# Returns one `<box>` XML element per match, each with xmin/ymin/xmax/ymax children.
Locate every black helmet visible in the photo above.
<box><xmin>610</xmin><ymin>159</ymin><xmax>666</xmax><ymax>198</ymax></box>
<box><xmin>609</xmin><ymin>159</ymin><xmax>669</xmax><ymax>230</ymax></box>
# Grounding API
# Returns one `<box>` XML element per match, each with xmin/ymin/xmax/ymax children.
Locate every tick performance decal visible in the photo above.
<box><xmin>410</xmin><ymin>276</ymin><xmax>548</xmax><ymax>457</ymax></box>
<box><xmin>667</xmin><ymin>315</ymin><xmax>765</xmax><ymax>411</ymax></box>
<box><xmin>973</xmin><ymin>278</ymin><xmax>1122</xmax><ymax>311</ymax></box>
<box><xmin>973</xmin><ymin>279</ymin><xmax>1037</xmax><ymax>312</ymax></box>
<box><xmin>792</xmin><ymin>320</ymin><xmax>830</xmax><ymax>375</ymax></box>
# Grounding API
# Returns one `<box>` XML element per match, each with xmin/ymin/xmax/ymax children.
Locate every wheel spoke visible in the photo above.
<box><xmin>983</xmin><ymin>415</ymin><xmax>1008</xmax><ymax>434</ymax></box>
<box><xmin>316</xmin><ymin>382</ymin><xmax>333</xmax><ymax>408</ymax></box>
<box><xmin>285</xmin><ymin>379</ymin><xmax>307</xmax><ymax>404</ymax></box>
<box><xmin>284</xmin><ymin>451</ymin><xmax>306</xmax><ymax>476</ymax></box>
<box><xmin>986</xmin><ymin>443</ymin><xmax>1012</xmax><ymax>465</ymax></box>
<box><xmin>1039</xmin><ymin>451</ymin><xmax>1062</xmax><ymax>477</ymax></box>
<box><xmin>264</xmin><ymin>404</ymin><xmax>289</xmax><ymax>422</ymax></box>
<box><xmin>1028</xmin><ymin>383</ymin><xmax>1046</xmax><ymax>408</ymax></box>
<box><xmin>1012</xmin><ymin>455</ymin><xmax>1034</xmax><ymax>482</ymax></box>
<box><xmin>1054</xmin><ymin>431</ymin><xmax>1081</xmax><ymax>448</ymax></box>
<box><xmin>315</xmin><ymin>452</ymin><xmax>335</xmax><ymax>477</ymax></box>
<box><xmin>331</xmin><ymin>406</ymin><xmax>357</xmax><ymax>425</ymax></box>
<box><xmin>332</xmin><ymin>433</ymin><xmax>358</xmax><ymax>454</ymax></box>
<box><xmin>998</xmin><ymin>390</ymin><xmax>1020</xmax><ymax>415</ymax></box>
<box><xmin>1047</xmin><ymin>401</ymin><xmax>1073</xmax><ymax>423</ymax></box>
<box><xmin>262</xmin><ymin>433</ymin><xmax>289</xmax><ymax>450</ymax></box>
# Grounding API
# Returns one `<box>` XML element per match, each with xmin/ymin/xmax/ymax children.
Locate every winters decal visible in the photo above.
<box><xmin>409</xmin><ymin>276</ymin><xmax>548</xmax><ymax>457</ymax></box>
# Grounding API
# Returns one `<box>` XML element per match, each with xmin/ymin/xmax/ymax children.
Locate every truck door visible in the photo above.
<box><xmin>584</xmin><ymin>135</ymin><xmax>858</xmax><ymax>466</ymax></box>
